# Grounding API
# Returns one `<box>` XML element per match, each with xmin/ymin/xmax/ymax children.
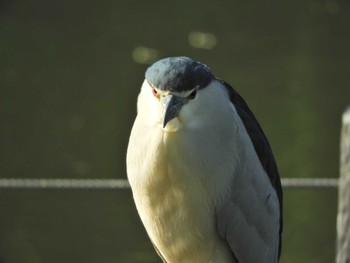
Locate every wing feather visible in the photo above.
<box><xmin>217</xmin><ymin>79</ymin><xmax>283</xmax><ymax>261</ymax></box>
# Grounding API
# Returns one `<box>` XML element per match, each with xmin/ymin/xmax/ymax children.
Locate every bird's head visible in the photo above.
<box><xmin>137</xmin><ymin>57</ymin><xmax>215</xmax><ymax>132</ymax></box>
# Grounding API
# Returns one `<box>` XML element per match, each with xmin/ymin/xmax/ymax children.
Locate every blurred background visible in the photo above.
<box><xmin>1</xmin><ymin>0</ymin><xmax>349</xmax><ymax>262</ymax></box>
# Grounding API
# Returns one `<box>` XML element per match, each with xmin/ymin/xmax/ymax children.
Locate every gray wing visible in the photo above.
<box><xmin>216</xmin><ymin>79</ymin><xmax>283</xmax><ymax>262</ymax></box>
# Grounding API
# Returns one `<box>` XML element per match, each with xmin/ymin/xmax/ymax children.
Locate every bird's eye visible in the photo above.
<box><xmin>151</xmin><ymin>87</ymin><xmax>159</xmax><ymax>97</ymax></box>
<box><xmin>188</xmin><ymin>90</ymin><xmax>197</xmax><ymax>100</ymax></box>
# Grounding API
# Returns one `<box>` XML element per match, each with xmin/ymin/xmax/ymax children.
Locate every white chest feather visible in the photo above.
<box><xmin>127</xmin><ymin>123</ymin><xmax>235</xmax><ymax>262</ymax></box>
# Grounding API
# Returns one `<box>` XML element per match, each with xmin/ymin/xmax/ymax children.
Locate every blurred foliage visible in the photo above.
<box><xmin>0</xmin><ymin>0</ymin><xmax>349</xmax><ymax>262</ymax></box>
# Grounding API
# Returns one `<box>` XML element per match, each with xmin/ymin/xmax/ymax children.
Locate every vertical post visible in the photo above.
<box><xmin>337</xmin><ymin>107</ymin><xmax>350</xmax><ymax>263</ymax></box>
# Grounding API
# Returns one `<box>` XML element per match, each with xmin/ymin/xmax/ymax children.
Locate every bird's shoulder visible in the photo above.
<box><xmin>218</xmin><ymin>78</ymin><xmax>282</xmax><ymax>209</ymax></box>
<box><xmin>216</xmin><ymin>78</ymin><xmax>283</xmax><ymax>260</ymax></box>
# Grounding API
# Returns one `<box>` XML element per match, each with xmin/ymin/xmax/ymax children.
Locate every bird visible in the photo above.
<box><xmin>126</xmin><ymin>56</ymin><xmax>283</xmax><ymax>263</ymax></box>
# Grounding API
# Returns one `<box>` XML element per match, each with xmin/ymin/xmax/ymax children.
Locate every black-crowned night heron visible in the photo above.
<box><xmin>127</xmin><ymin>57</ymin><xmax>283</xmax><ymax>263</ymax></box>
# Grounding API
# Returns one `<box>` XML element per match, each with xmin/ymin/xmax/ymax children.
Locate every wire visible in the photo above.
<box><xmin>0</xmin><ymin>178</ymin><xmax>338</xmax><ymax>190</ymax></box>
<box><xmin>0</xmin><ymin>178</ymin><xmax>130</xmax><ymax>189</ymax></box>
<box><xmin>281</xmin><ymin>178</ymin><xmax>338</xmax><ymax>188</ymax></box>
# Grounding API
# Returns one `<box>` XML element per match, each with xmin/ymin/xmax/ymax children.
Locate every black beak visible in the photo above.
<box><xmin>161</xmin><ymin>95</ymin><xmax>185</xmax><ymax>128</ymax></box>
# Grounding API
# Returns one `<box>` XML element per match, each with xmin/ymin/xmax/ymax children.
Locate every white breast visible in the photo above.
<box><xmin>127</xmin><ymin>124</ymin><xmax>236</xmax><ymax>262</ymax></box>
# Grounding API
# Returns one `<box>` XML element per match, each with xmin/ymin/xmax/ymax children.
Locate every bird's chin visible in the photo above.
<box><xmin>162</xmin><ymin>118</ymin><xmax>181</xmax><ymax>133</ymax></box>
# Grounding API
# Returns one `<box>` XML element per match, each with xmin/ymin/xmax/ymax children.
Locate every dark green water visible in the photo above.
<box><xmin>1</xmin><ymin>0</ymin><xmax>349</xmax><ymax>262</ymax></box>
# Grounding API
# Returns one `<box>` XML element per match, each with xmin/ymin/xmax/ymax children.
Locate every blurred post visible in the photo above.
<box><xmin>337</xmin><ymin>106</ymin><xmax>350</xmax><ymax>263</ymax></box>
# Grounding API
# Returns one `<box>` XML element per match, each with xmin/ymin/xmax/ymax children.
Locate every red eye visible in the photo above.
<box><xmin>152</xmin><ymin>87</ymin><xmax>159</xmax><ymax>97</ymax></box>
